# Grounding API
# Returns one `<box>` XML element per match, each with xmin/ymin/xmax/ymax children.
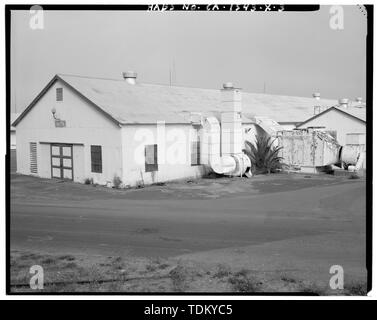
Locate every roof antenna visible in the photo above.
<box><xmin>169</xmin><ymin>64</ymin><xmax>172</xmax><ymax>86</ymax></box>
<box><xmin>169</xmin><ymin>58</ymin><xmax>176</xmax><ymax>86</ymax></box>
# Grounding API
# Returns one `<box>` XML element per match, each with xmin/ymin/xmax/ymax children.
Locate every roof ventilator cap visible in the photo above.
<box><xmin>338</xmin><ymin>98</ymin><xmax>349</xmax><ymax>108</ymax></box>
<box><xmin>123</xmin><ymin>71</ymin><xmax>137</xmax><ymax>85</ymax></box>
<box><xmin>223</xmin><ymin>82</ymin><xmax>234</xmax><ymax>90</ymax></box>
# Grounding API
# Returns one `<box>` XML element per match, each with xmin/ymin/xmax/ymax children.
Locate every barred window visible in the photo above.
<box><xmin>56</xmin><ymin>88</ymin><xmax>63</xmax><ymax>101</ymax></box>
<box><xmin>91</xmin><ymin>145</ymin><xmax>102</xmax><ymax>173</ymax></box>
<box><xmin>145</xmin><ymin>144</ymin><xmax>158</xmax><ymax>172</ymax></box>
<box><xmin>191</xmin><ymin>140</ymin><xmax>200</xmax><ymax>166</ymax></box>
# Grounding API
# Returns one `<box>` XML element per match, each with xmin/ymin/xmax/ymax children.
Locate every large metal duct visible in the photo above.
<box><xmin>204</xmin><ymin>84</ymin><xmax>251</xmax><ymax>176</ymax></box>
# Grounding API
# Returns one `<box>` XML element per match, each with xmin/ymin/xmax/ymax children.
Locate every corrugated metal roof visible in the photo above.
<box><xmin>14</xmin><ymin>74</ymin><xmax>342</xmax><ymax>126</ymax></box>
<box><xmin>57</xmin><ymin>74</ymin><xmax>339</xmax><ymax>124</ymax></box>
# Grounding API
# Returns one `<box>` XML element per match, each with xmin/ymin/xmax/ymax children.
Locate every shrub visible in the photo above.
<box><xmin>169</xmin><ymin>265</ymin><xmax>188</xmax><ymax>292</ymax></box>
<box><xmin>213</xmin><ymin>264</ymin><xmax>231</xmax><ymax>278</ymax></box>
<box><xmin>84</xmin><ymin>178</ymin><xmax>93</xmax><ymax>185</ymax></box>
<box><xmin>228</xmin><ymin>271</ymin><xmax>262</xmax><ymax>292</ymax></box>
<box><xmin>345</xmin><ymin>282</ymin><xmax>367</xmax><ymax>295</ymax></box>
<box><xmin>113</xmin><ymin>175</ymin><xmax>122</xmax><ymax>189</ymax></box>
<box><xmin>243</xmin><ymin>134</ymin><xmax>283</xmax><ymax>174</ymax></box>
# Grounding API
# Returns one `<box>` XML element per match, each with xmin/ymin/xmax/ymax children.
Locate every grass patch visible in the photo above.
<box><xmin>145</xmin><ymin>264</ymin><xmax>158</xmax><ymax>273</ymax></box>
<box><xmin>58</xmin><ymin>255</ymin><xmax>76</xmax><ymax>261</ymax></box>
<box><xmin>280</xmin><ymin>275</ymin><xmax>297</xmax><ymax>284</ymax></box>
<box><xmin>297</xmin><ymin>282</ymin><xmax>325</xmax><ymax>295</ymax></box>
<box><xmin>12</xmin><ymin>250</ymin><xmax>362</xmax><ymax>294</ymax></box>
<box><xmin>344</xmin><ymin>282</ymin><xmax>367</xmax><ymax>296</ymax></box>
<box><xmin>158</xmin><ymin>263</ymin><xmax>170</xmax><ymax>270</ymax></box>
<box><xmin>41</xmin><ymin>257</ymin><xmax>56</xmax><ymax>265</ymax></box>
<box><xmin>213</xmin><ymin>264</ymin><xmax>231</xmax><ymax>279</ymax></box>
<box><xmin>84</xmin><ymin>178</ymin><xmax>93</xmax><ymax>185</ymax></box>
<box><xmin>63</xmin><ymin>262</ymin><xmax>78</xmax><ymax>269</ymax></box>
<box><xmin>228</xmin><ymin>269</ymin><xmax>262</xmax><ymax>292</ymax></box>
<box><xmin>111</xmin><ymin>256</ymin><xmax>125</xmax><ymax>271</ymax></box>
<box><xmin>169</xmin><ymin>265</ymin><xmax>188</xmax><ymax>292</ymax></box>
<box><xmin>113</xmin><ymin>175</ymin><xmax>122</xmax><ymax>189</ymax></box>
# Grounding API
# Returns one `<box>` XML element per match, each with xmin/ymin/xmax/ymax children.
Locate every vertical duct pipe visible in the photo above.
<box><xmin>313</xmin><ymin>92</ymin><xmax>321</xmax><ymax>115</ymax></box>
<box><xmin>205</xmin><ymin>83</ymin><xmax>251</xmax><ymax>176</ymax></box>
<box><xmin>220</xmin><ymin>83</ymin><xmax>243</xmax><ymax>156</ymax></box>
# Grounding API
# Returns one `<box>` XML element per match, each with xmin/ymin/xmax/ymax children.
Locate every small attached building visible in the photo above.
<box><xmin>296</xmin><ymin>100</ymin><xmax>366</xmax><ymax>146</ymax></box>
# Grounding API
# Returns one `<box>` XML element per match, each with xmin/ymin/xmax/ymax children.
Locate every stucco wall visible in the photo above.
<box><xmin>297</xmin><ymin>109</ymin><xmax>365</xmax><ymax>146</ymax></box>
<box><xmin>15</xmin><ymin>79</ymin><xmax>123</xmax><ymax>185</ymax></box>
<box><xmin>121</xmin><ymin>124</ymin><xmax>207</xmax><ymax>186</ymax></box>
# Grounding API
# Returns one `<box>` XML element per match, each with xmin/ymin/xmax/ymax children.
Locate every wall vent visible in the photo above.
<box><xmin>30</xmin><ymin>142</ymin><xmax>38</xmax><ymax>174</ymax></box>
<box><xmin>56</xmin><ymin>88</ymin><xmax>63</xmax><ymax>101</ymax></box>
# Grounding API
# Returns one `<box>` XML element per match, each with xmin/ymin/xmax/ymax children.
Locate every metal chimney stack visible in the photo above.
<box><xmin>220</xmin><ymin>83</ymin><xmax>242</xmax><ymax>157</ymax></box>
<box><xmin>338</xmin><ymin>98</ymin><xmax>349</xmax><ymax>108</ymax></box>
<box><xmin>313</xmin><ymin>92</ymin><xmax>321</xmax><ymax>115</ymax></box>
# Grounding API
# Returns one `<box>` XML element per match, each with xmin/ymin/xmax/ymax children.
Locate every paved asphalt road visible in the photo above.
<box><xmin>11</xmin><ymin>176</ymin><xmax>366</xmax><ymax>259</ymax></box>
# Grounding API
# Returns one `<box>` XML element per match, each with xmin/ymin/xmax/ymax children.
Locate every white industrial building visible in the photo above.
<box><xmin>296</xmin><ymin>98</ymin><xmax>366</xmax><ymax>146</ymax></box>
<box><xmin>13</xmin><ymin>72</ymin><xmax>343</xmax><ymax>187</ymax></box>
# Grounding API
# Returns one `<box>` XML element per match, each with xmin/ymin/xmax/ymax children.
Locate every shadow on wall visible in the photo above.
<box><xmin>10</xmin><ymin>150</ymin><xmax>17</xmax><ymax>173</ymax></box>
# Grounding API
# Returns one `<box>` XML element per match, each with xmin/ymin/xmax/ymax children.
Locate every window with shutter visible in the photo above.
<box><xmin>30</xmin><ymin>142</ymin><xmax>38</xmax><ymax>173</ymax></box>
<box><xmin>91</xmin><ymin>145</ymin><xmax>102</xmax><ymax>173</ymax></box>
<box><xmin>56</xmin><ymin>88</ymin><xmax>63</xmax><ymax>101</ymax></box>
<box><xmin>145</xmin><ymin>144</ymin><xmax>158</xmax><ymax>172</ymax></box>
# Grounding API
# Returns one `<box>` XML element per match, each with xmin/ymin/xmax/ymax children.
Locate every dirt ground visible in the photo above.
<box><xmin>10</xmin><ymin>249</ymin><xmax>366</xmax><ymax>294</ymax></box>
<box><xmin>10</xmin><ymin>163</ymin><xmax>367</xmax><ymax>294</ymax></box>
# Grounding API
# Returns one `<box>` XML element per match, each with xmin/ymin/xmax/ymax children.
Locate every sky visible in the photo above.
<box><xmin>10</xmin><ymin>6</ymin><xmax>367</xmax><ymax>113</ymax></box>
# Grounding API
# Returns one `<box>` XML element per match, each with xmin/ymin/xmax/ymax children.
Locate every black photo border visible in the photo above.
<box><xmin>4</xmin><ymin>4</ymin><xmax>373</xmax><ymax>297</ymax></box>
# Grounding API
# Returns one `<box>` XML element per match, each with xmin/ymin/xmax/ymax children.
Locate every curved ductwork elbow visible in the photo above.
<box><xmin>203</xmin><ymin>116</ymin><xmax>251</xmax><ymax>176</ymax></box>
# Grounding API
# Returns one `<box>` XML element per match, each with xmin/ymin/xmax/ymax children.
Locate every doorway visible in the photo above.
<box><xmin>51</xmin><ymin>144</ymin><xmax>73</xmax><ymax>180</ymax></box>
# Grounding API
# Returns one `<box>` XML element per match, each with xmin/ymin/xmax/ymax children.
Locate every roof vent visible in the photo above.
<box><xmin>122</xmin><ymin>71</ymin><xmax>137</xmax><ymax>85</ymax></box>
<box><xmin>355</xmin><ymin>97</ymin><xmax>363</xmax><ymax>103</ymax></box>
<box><xmin>223</xmin><ymin>82</ymin><xmax>234</xmax><ymax>90</ymax></box>
<box><xmin>312</xmin><ymin>92</ymin><xmax>321</xmax><ymax>100</ymax></box>
<box><xmin>338</xmin><ymin>98</ymin><xmax>349</xmax><ymax>108</ymax></box>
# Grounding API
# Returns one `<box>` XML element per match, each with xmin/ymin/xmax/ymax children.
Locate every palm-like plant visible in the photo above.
<box><xmin>243</xmin><ymin>134</ymin><xmax>283</xmax><ymax>174</ymax></box>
